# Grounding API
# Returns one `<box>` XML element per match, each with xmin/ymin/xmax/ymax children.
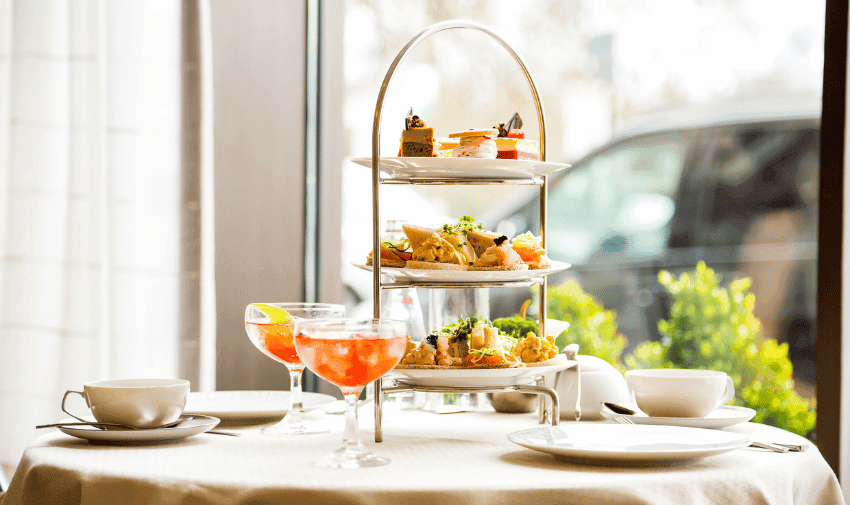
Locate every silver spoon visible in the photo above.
<box><xmin>603</xmin><ymin>402</ymin><xmax>637</xmax><ymax>416</ymax></box>
<box><xmin>205</xmin><ymin>430</ymin><xmax>241</xmax><ymax>437</ymax></box>
<box><xmin>606</xmin><ymin>403</ymin><xmax>805</xmax><ymax>452</ymax></box>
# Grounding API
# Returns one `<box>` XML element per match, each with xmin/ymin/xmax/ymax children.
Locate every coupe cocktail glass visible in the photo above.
<box><xmin>245</xmin><ymin>302</ymin><xmax>345</xmax><ymax>435</ymax></box>
<box><xmin>294</xmin><ymin>318</ymin><xmax>407</xmax><ymax>468</ymax></box>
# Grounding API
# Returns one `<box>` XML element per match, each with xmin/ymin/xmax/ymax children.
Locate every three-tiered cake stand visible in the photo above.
<box><xmin>359</xmin><ymin>20</ymin><xmax>581</xmax><ymax>442</ymax></box>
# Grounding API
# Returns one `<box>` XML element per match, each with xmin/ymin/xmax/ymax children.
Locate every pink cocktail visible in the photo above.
<box><xmin>245</xmin><ymin>303</ymin><xmax>345</xmax><ymax>436</ymax></box>
<box><xmin>295</xmin><ymin>318</ymin><xmax>407</xmax><ymax>468</ymax></box>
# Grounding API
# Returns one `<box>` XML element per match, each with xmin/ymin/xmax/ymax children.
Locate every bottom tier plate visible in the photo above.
<box><xmin>387</xmin><ymin>360</ymin><xmax>575</xmax><ymax>388</ymax></box>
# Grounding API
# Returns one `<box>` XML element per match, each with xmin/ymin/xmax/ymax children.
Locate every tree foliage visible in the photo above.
<box><xmin>544</xmin><ymin>280</ymin><xmax>628</xmax><ymax>367</ymax></box>
<box><xmin>624</xmin><ymin>262</ymin><xmax>816</xmax><ymax>436</ymax></box>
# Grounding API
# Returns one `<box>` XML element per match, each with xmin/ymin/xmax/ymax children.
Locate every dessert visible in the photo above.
<box><xmin>401</xmin><ymin>110</ymin><xmax>435</xmax><ymax>157</ymax></box>
<box><xmin>448</xmin><ymin>129</ymin><xmax>498</xmax><ymax>158</ymax></box>
<box><xmin>494</xmin><ymin>113</ymin><xmax>540</xmax><ymax>161</ymax></box>
<box><xmin>434</xmin><ymin>137</ymin><xmax>459</xmax><ymax>157</ymax></box>
<box><xmin>494</xmin><ymin>134</ymin><xmax>540</xmax><ymax>160</ymax></box>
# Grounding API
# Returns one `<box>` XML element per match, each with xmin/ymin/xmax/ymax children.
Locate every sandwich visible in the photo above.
<box><xmin>397</xmin><ymin>317</ymin><xmax>525</xmax><ymax>369</ymax></box>
<box><xmin>366</xmin><ymin>239</ymin><xmax>412</xmax><ymax>268</ymax></box>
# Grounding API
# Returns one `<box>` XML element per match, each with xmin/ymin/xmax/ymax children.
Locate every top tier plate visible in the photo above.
<box><xmin>350</xmin><ymin>157</ymin><xmax>571</xmax><ymax>180</ymax></box>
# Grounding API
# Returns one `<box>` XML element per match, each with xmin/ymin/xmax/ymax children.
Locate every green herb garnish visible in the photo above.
<box><xmin>441</xmin><ymin>215</ymin><xmax>480</xmax><ymax>235</ymax></box>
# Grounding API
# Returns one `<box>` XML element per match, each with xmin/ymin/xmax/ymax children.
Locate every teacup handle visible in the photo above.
<box><xmin>715</xmin><ymin>376</ymin><xmax>735</xmax><ymax>409</ymax></box>
<box><xmin>62</xmin><ymin>390</ymin><xmax>90</xmax><ymax>423</ymax></box>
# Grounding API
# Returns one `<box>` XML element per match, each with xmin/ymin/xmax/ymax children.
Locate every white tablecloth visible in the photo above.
<box><xmin>2</xmin><ymin>406</ymin><xmax>843</xmax><ymax>505</ymax></box>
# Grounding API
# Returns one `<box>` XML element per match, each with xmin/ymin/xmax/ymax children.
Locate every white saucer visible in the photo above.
<box><xmin>600</xmin><ymin>404</ymin><xmax>756</xmax><ymax>429</ymax></box>
<box><xmin>56</xmin><ymin>415</ymin><xmax>220</xmax><ymax>444</ymax></box>
<box><xmin>508</xmin><ymin>424</ymin><xmax>750</xmax><ymax>464</ymax></box>
<box><xmin>183</xmin><ymin>391</ymin><xmax>336</xmax><ymax>420</ymax></box>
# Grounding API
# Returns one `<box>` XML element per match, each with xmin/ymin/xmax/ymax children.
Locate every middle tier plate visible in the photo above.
<box><xmin>350</xmin><ymin>157</ymin><xmax>571</xmax><ymax>180</ymax></box>
<box><xmin>353</xmin><ymin>260</ymin><xmax>570</xmax><ymax>284</ymax></box>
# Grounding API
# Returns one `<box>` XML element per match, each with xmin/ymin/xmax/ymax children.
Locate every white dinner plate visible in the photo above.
<box><xmin>350</xmin><ymin>157</ymin><xmax>571</xmax><ymax>180</ymax></box>
<box><xmin>600</xmin><ymin>404</ymin><xmax>757</xmax><ymax>429</ymax></box>
<box><xmin>353</xmin><ymin>261</ymin><xmax>570</xmax><ymax>284</ymax></box>
<box><xmin>56</xmin><ymin>415</ymin><xmax>219</xmax><ymax>444</ymax></box>
<box><xmin>507</xmin><ymin>424</ymin><xmax>751</xmax><ymax>464</ymax></box>
<box><xmin>183</xmin><ymin>391</ymin><xmax>336</xmax><ymax>420</ymax></box>
<box><xmin>388</xmin><ymin>359</ymin><xmax>575</xmax><ymax>388</ymax></box>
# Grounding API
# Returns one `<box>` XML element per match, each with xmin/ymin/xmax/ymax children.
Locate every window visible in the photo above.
<box><xmin>338</xmin><ymin>0</ymin><xmax>825</xmax><ymax>439</ymax></box>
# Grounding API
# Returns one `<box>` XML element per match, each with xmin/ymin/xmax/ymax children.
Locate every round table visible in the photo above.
<box><xmin>2</xmin><ymin>406</ymin><xmax>843</xmax><ymax>505</ymax></box>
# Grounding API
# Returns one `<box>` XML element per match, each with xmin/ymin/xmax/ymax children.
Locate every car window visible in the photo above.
<box><xmin>543</xmin><ymin>133</ymin><xmax>691</xmax><ymax>262</ymax></box>
<box><xmin>710</xmin><ymin>126</ymin><xmax>817</xmax><ymax>223</ymax></box>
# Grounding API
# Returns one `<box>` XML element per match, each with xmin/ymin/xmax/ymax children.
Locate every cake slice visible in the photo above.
<box><xmin>435</xmin><ymin>137</ymin><xmax>459</xmax><ymax>157</ymax></box>
<box><xmin>401</xmin><ymin>113</ymin><xmax>434</xmax><ymax>157</ymax></box>
<box><xmin>494</xmin><ymin>112</ymin><xmax>540</xmax><ymax>160</ymax></box>
<box><xmin>494</xmin><ymin>136</ymin><xmax>540</xmax><ymax>160</ymax></box>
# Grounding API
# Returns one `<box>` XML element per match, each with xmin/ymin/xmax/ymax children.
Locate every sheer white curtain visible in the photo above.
<box><xmin>0</xmin><ymin>0</ymin><xmax>213</xmax><ymax>470</ymax></box>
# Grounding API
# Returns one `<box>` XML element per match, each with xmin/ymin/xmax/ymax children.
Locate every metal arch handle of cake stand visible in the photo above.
<box><xmin>371</xmin><ymin>20</ymin><xmax>550</xmax><ymax>442</ymax></box>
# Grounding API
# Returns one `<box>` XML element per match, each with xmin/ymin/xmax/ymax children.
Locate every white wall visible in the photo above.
<box><xmin>210</xmin><ymin>0</ymin><xmax>306</xmax><ymax>390</ymax></box>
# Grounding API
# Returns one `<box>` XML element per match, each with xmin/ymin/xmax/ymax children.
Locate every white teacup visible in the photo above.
<box><xmin>62</xmin><ymin>379</ymin><xmax>189</xmax><ymax>429</ymax></box>
<box><xmin>624</xmin><ymin>369</ymin><xmax>734</xmax><ymax>418</ymax></box>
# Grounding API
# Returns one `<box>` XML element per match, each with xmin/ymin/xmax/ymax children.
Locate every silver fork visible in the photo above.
<box><xmin>613</xmin><ymin>416</ymin><xmax>791</xmax><ymax>453</ymax></box>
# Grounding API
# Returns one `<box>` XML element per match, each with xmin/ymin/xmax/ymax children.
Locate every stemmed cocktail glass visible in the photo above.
<box><xmin>294</xmin><ymin>318</ymin><xmax>407</xmax><ymax>468</ymax></box>
<box><xmin>245</xmin><ymin>302</ymin><xmax>345</xmax><ymax>436</ymax></box>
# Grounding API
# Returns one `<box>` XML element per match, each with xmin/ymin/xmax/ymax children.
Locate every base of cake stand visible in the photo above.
<box><xmin>374</xmin><ymin>379</ymin><xmax>572</xmax><ymax>442</ymax></box>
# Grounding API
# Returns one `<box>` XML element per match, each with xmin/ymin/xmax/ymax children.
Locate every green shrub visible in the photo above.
<box><xmin>623</xmin><ymin>262</ymin><xmax>816</xmax><ymax>437</ymax></box>
<box><xmin>541</xmin><ymin>280</ymin><xmax>628</xmax><ymax>367</ymax></box>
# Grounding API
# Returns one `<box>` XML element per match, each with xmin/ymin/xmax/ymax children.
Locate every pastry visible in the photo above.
<box><xmin>448</xmin><ymin>129</ymin><xmax>498</xmax><ymax>158</ymax></box>
<box><xmin>494</xmin><ymin>112</ymin><xmax>540</xmax><ymax>160</ymax></box>
<box><xmin>434</xmin><ymin>137</ymin><xmax>459</xmax><ymax>157</ymax></box>
<box><xmin>401</xmin><ymin>112</ymin><xmax>435</xmax><ymax>157</ymax></box>
<box><xmin>494</xmin><ymin>134</ymin><xmax>540</xmax><ymax>160</ymax></box>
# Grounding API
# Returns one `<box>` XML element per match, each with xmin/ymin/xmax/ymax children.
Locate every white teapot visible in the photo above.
<box><xmin>545</xmin><ymin>346</ymin><xmax>630</xmax><ymax>420</ymax></box>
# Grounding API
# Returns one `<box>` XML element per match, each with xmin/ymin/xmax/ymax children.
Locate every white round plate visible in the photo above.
<box><xmin>601</xmin><ymin>404</ymin><xmax>756</xmax><ymax>429</ymax></box>
<box><xmin>350</xmin><ymin>157</ymin><xmax>571</xmax><ymax>180</ymax></box>
<box><xmin>352</xmin><ymin>261</ymin><xmax>570</xmax><ymax>284</ymax></box>
<box><xmin>183</xmin><ymin>391</ymin><xmax>336</xmax><ymax>420</ymax></box>
<box><xmin>508</xmin><ymin>424</ymin><xmax>751</xmax><ymax>464</ymax></box>
<box><xmin>388</xmin><ymin>360</ymin><xmax>575</xmax><ymax>388</ymax></box>
<box><xmin>56</xmin><ymin>415</ymin><xmax>219</xmax><ymax>444</ymax></box>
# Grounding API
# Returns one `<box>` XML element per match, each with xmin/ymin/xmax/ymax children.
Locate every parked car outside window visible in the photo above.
<box><xmin>486</xmin><ymin>99</ymin><xmax>820</xmax><ymax>394</ymax></box>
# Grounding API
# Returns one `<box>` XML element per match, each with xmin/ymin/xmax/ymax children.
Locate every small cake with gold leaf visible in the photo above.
<box><xmin>494</xmin><ymin>112</ymin><xmax>539</xmax><ymax>160</ymax></box>
<box><xmin>401</xmin><ymin>114</ymin><xmax>435</xmax><ymax>157</ymax></box>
